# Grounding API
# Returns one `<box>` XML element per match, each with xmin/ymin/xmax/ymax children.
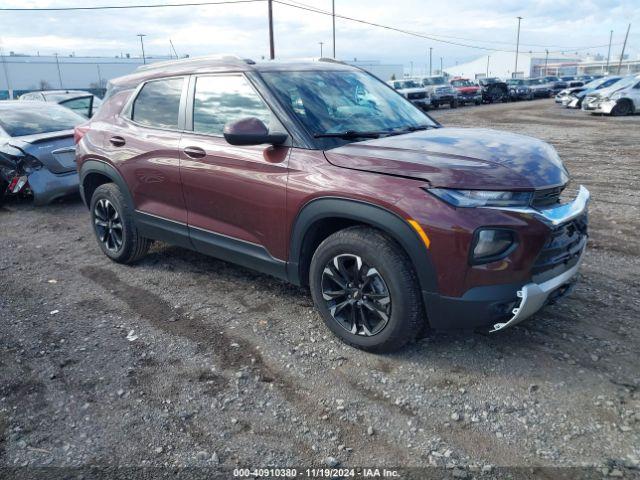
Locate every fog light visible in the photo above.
<box><xmin>471</xmin><ymin>229</ymin><xmax>515</xmax><ymax>264</ymax></box>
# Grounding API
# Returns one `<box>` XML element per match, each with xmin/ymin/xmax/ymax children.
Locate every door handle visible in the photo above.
<box><xmin>109</xmin><ymin>136</ymin><xmax>126</xmax><ymax>147</ymax></box>
<box><xmin>183</xmin><ymin>146</ymin><xmax>206</xmax><ymax>159</ymax></box>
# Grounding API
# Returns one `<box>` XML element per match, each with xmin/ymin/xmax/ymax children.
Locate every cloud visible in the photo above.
<box><xmin>0</xmin><ymin>0</ymin><xmax>637</xmax><ymax>66</ymax></box>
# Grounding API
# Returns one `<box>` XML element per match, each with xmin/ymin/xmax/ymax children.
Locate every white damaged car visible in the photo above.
<box><xmin>582</xmin><ymin>74</ymin><xmax>640</xmax><ymax>116</ymax></box>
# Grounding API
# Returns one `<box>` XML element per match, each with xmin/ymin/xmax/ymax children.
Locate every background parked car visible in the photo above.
<box><xmin>417</xmin><ymin>76</ymin><xmax>458</xmax><ymax>108</ymax></box>
<box><xmin>0</xmin><ymin>101</ymin><xmax>85</xmax><ymax>205</ymax></box>
<box><xmin>506</xmin><ymin>79</ymin><xmax>534</xmax><ymax>100</ymax></box>
<box><xmin>449</xmin><ymin>78</ymin><xmax>482</xmax><ymax>105</ymax></box>
<box><xmin>478</xmin><ymin>77</ymin><xmax>509</xmax><ymax>103</ymax></box>
<box><xmin>19</xmin><ymin>90</ymin><xmax>102</xmax><ymax>118</ymax></box>
<box><xmin>556</xmin><ymin>85</ymin><xmax>587</xmax><ymax>103</ymax></box>
<box><xmin>388</xmin><ymin>79</ymin><xmax>431</xmax><ymax>110</ymax></box>
<box><xmin>526</xmin><ymin>78</ymin><xmax>553</xmax><ymax>98</ymax></box>
<box><xmin>565</xmin><ymin>76</ymin><xmax>624</xmax><ymax>108</ymax></box>
<box><xmin>582</xmin><ymin>75</ymin><xmax>640</xmax><ymax>115</ymax></box>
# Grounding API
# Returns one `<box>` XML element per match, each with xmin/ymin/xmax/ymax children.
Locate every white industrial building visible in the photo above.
<box><xmin>444</xmin><ymin>51</ymin><xmax>581</xmax><ymax>79</ymax></box>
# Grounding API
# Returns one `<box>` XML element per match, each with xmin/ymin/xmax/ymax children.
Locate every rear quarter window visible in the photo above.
<box><xmin>131</xmin><ymin>77</ymin><xmax>184</xmax><ymax>130</ymax></box>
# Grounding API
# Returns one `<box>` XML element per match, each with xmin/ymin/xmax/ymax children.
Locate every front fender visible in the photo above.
<box><xmin>287</xmin><ymin>197</ymin><xmax>438</xmax><ymax>295</ymax></box>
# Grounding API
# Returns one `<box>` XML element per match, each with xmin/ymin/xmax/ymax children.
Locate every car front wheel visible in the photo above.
<box><xmin>309</xmin><ymin>226</ymin><xmax>424</xmax><ymax>352</ymax></box>
<box><xmin>90</xmin><ymin>183</ymin><xmax>152</xmax><ymax>264</ymax></box>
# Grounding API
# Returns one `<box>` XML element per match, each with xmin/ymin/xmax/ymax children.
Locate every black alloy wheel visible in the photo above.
<box><xmin>93</xmin><ymin>198</ymin><xmax>123</xmax><ymax>253</ymax></box>
<box><xmin>321</xmin><ymin>253</ymin><xmax>391</xmax><ymax>336</ymax></box>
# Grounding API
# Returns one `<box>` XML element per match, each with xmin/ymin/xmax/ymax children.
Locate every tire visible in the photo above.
<box><xmin>0</xmin><ymin>180</ymin><xmax>7</xmax><ymax>207</ymax></box>
<box><xmin>309</xmin><ymin>226</ymin><xmax>424</xmax><ymax>352</ymax></box>
<box><xmin>89</xmin><ymin>183</ymin><xmax>152</xmax><ymax>264</ymax></box>
<box><xmin>611</xmin><ymin>99</ymin><xmax>633</xmax><ymax>116</ymax></box>
<box><xmin>450</xmin><ymin>99</ymin><xmax>458</xmax><ymax>109</ymax></box>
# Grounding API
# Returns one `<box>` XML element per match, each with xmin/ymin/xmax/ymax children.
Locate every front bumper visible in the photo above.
<box><xmin>594</xmin><ymin>99</ymin><xmax>618</xmax><ymax>114</ymax></box>
<box><xmin>581</xmin><ymin>97</ymin><xmax>600</xmax><ymax>111</ymax></box>
<box><xmin>432</xmin><ymin>95</ymin><xmax>455</xmax><ymax>105</ymax></box>
<box><xmin>409</xmin><ymin>98</ymin><xmax>431</xmax><ymax>108</ymax></box>
<box><xmin>458</xmin><ymin>93</ymin><xmax>481</xmax><ymax>103</ymax></box>
<box><xmin>423</xmin><ymin>186</ymin><xmax>590</xmax><ymax>331</ymax></box>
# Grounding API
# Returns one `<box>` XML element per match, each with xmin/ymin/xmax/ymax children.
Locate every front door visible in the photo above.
<box><xmin>179</xmin><ymin>74</ymin><xmax>290</xmax><ymax>276</ymax></box>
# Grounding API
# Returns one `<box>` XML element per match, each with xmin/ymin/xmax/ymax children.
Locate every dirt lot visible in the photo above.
<box><xmin>1</xmin><ymin>99</ymin><xmax>639</xmax><ymax>477</ymax></box>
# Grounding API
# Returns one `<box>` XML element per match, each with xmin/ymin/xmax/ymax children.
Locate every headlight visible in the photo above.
<box><xmin>470</xmin><ymin>228</ymin><xmax>516</xmax><ymax>264</ymax></box>
<box><xmin>427</xmin><ymin>188</ymin><xmax>533</xmax><ymax>208</ymax></box>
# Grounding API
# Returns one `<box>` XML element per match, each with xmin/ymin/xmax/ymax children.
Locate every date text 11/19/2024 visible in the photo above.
<box><xmin>232</xmin><ymin>467</ymin><xmax>401</xmax><ymax>477</ymax></box>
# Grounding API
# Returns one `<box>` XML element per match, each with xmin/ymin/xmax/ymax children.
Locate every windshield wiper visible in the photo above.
<box><xmin>386</xmin><ymin>125</ymin><xmax>433</xmax><ymax>136</ymax></box>
<box><xmin>313</xmin><ymin>130</ymin><xmax>383</xmax><ymax>139</ymax></box>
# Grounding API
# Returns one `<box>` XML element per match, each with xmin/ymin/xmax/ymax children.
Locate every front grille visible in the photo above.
<box><xmin>532</xmin><ymin>212</ymin><xmax>588</xmax><ymax>282</ymax></box>
<box><xmin>408</xmin><ymin>92</ymin><xmax>426</xmax><ymax>100</ymax></box>
<box><xmin>532</xmin><ymin>186</ymin><xmax>564</xmax><ymax>207</ymax></box>
<box><xmin>436</xmin><ymin>86</ymin><xmax>450</xmax><ymax>94</ymax></box>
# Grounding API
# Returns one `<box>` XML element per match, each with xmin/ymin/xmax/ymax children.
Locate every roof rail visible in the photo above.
<box><xmin>136</xmin><ymin>54</ymin><xmax>254</xmax><ymax>72</ymax></box>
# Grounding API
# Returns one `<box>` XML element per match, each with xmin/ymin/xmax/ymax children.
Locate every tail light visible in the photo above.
<box><xmin>74</xmin><ymin>124</ymin><xmax>91</xmax><ymax>145</ymax></box>
<box><xmin>8</xmin><ymin>175</ymin><xmax>28</xmax><ymax>193</ymax></box>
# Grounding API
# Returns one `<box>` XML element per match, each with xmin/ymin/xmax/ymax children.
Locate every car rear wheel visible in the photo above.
<box><xmin>309</xmin><ymin>226</ymin><xmax>424</xmax><ymax>352</ymax></box>
<box><xmin>90</xmin><ymin>183</ymin><xmax>152</xmax><ymax>264</ymax></box>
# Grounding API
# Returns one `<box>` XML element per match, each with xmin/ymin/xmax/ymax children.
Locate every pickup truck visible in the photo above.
<box><xmin>450</xmin><ymin>78</ymin><xmax>482</xmax><ymax>105</ymax></box>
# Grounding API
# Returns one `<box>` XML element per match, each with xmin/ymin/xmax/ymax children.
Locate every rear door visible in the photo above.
<box><xmin>179</xmin><ymin>73</ymin><xmax>291</xmax><ymax>272</ymax></box>
<box><xmin>105</xmin><ymin>76</ymin><xmax>190</xmax><ymax>242</ymax></box>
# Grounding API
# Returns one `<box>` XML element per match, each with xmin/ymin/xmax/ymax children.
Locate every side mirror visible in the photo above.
<box><xmin>223</xmin><ymin>117</ymin><xmax>287</xmax><ymax>146</ymax></box>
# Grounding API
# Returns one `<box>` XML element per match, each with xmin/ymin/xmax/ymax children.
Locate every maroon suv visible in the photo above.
<box><xmin>75</xmin><ymin>56</ymin><xmax>589</xmax><ymax>352</ymax></box>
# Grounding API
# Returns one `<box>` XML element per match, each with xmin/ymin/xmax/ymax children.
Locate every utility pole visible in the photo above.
<box><xmin>605</xmin><ymin>30</ymin><xmax>613</xmax><ymax>73</ymax></box>
<box><xmin>410</xmin><ymin>61</ymin><xmax>413</xmax><ymax>77</ymax></box>
<box><xmin>268</xmin><ymin>0</ymin><xmax>275</xmax><ymax>59</ymax></box>
<box><xmin>0</xmin><ymin>44</ymin><xmax>12</xmax><ymax>99</ymax></box>
<box><xmin>137</xmin><ymin>34</ymin><xmax>147</xmax><ymax>64</ymax></box>
<box><xmin>617</xmin><ymin>23</ymin><xmax>631</xmax><ymax>74</ymax></box>
<box><xmin>170</xmin><ymin>39</ymin><xmax>178</xmax><ymax>59</ymax></box>
<box><xmin>54</xmin><ymin>53</ymin><xmax>63</xmax><ymax>88</ymax></box>
<box><xmin>332</xmin><ymin>0</ymin><xmax>336</xmax><ymax>58</ymax></box>
<box><xmin>429</xmin><ymin>47</ymin><xmax>432</xmax><ymax>76</ymax></box>
<box><xmin>96</xmin><ymin>64</ymin><xmax>103</xmax><ymax>89</ymax></box>
<box><xmin>319</xmin><ymin>42</ymin><xmax>324</xmax><ymax>58</ymax></box>
<box><xmin>514</xmin><ymin>16</ymin><xmax>522</xmax><ymax>78</ymax></box>
<box><xmin>544</xmin><ymin>49</ymin><xmax>548</xmax><ymax>76</ymax></box>
<box><xmin>486</xmin><ymin>55</ymin><xmax>490</xmax><ymax>77</ymax></box>
<box><xmin>440</xmin><ymin>57</ymin><xmax>443</xmax><ymax>75</ymax></box>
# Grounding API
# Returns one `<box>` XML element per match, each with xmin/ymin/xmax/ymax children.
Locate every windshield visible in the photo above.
<box><xmin>451</xmin><ymin>79</ymin><xmax>474</xmax><ymax>87</ymax></box>
<box><xmin>397</xmin><ymin>80</ymin><xmax>420</xmax><ymax>89</ymax></box>
<box><xmin>422</xmin><ymin>77</ymin><xmax>446</xmax><ymax>86</ymax></box>
<box><xmin>507</xmin><ymin>79</ymin><xmax>525</xmax><ymax>85</ymax></box>
<box><xmin>261</xmin><ymin>70</ymin><xmax>437</xmax><ymax>146</ymax></box>
<box><xmin>0</xmin><ymin>103</ymin><xmax>84</xmax><ymax>137</ymax></box>
<box><xmin>585</xmin><ymin>77</ymin><xmax>619</xmax><ymax>89</ymax></box>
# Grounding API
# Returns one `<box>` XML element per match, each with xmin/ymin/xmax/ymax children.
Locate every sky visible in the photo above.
<box><xmin>0</xmin><ymin>0</ymin><xmax>638</xmax><ymax>69</ymax></box>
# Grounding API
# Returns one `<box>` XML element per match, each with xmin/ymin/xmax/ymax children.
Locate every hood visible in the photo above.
<box><xmin>324</xmin><ymin>127</ymin><xmax>569</xmax><ymax>190</ymax></box>
<box><xmin>455</xmin><ymin>86</ymin><xmax>479</xmax><ymax>94</ymax></box>
<box><xmin>9</xmin><ymin>130</ymin><xmax>76</xmax><ymax>174</ymax></box>
<box><xmin>398</xmin><ymin>87</ymin><xmax>427</xmax><ymax>95</ymax></box>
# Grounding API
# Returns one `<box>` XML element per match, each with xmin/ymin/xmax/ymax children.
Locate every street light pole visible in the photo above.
<box><xmin>137</xmin><ymin>34</ymin><xmax>147</xmax><ymax>64</ymax></box>
<box><xmin>486</xmin><ymin>55</ymin><xmax>490</xmax><ymax>77</ymax></box>
<box><xmin>429</xmin><ymin>47</ymin><xmax>432</xmax><ymax>76</ymax></box>
<box><xmin>440</xmin><ymin>57</ymin><xmax>443</xmax><ymax>75</ymax></box>
<box><xmin>332</xmin><ymin>0</ymin><xmax>336</xmax><ymax>59</ymax></box>
<box><xmin>319</xmin><ymin>42</ymin><xmax>324</xmax><ymax>58</ymax></box>
<box><xmin>514</xmin><ymin>16</ymin><xmax>522</xmax><ymax>78</ymax></box>
<box><xmin>268</xmin><ymin>0</ymin><xmax>275</xmax><ymax>59</ymax></box>
<box><xmin>544</xmin><ymin>49</ymin><xmax>548</xmax><ymax>76</ymax></box>
<box><xmin>605</xmin><ymin>30</ymin><xmax>613</xmax><ymax>73</ymax></box>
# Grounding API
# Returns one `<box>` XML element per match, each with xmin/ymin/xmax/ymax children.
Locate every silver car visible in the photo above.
<box><xmin>0</xmin><ymin>101</ymin><xmax>84</xmax><ymax>205</ymax></box>
<box><xmin>583</xmin><ymin>75</ymin><xmax>640</xmax><ymax>115</ymax></box>
<box><xmin>417</xmin><ymin>76</ymin><xmax>458</xmax><ymax>108</ymax></box>
<box><xmin>19</xmin><ymin>90</ymin><xmax>102</xmax><ymax>118</ymax></box>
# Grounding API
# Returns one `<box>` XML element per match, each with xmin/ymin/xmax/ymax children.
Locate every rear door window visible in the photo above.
<box><xmin>131</xmin><ymin>77</ymin><xmax>184</xmax><ymax>129</ymax></box>
<box><xmin>191</xmin><ymin>75</ymin><xmax>273</xmax><ymax>136</ymax></box>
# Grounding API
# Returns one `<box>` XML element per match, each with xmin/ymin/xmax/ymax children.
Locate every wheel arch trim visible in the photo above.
<box><xmin>287</xmin><ymin>196</ymin><xmax>438</xmax><ymax>293</ymax></box>
<box><xmin>79</xmin><ymin>159</ymin><xmax>134</xmax><ymax>211</ymax></box>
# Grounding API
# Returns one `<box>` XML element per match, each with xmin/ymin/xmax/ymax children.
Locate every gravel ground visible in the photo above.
<box><xmin>1</xmin><ymin>99</ymin><xmax>639</xmax><ymax>478</ymax></box>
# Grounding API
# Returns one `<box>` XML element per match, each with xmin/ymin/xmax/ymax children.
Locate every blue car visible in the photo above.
<box><xmin>0</xmin><ymin>101</ymin><xmax>85</xmax><ymax>205</ymax></box>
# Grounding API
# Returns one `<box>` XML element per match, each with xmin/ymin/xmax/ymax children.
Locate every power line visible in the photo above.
<box><xmin>0</xmin><ymin>0</ymin><xmax>264</xmax><ymax>11</ymax></box>
<box><xmin>275</xmin><ymin>0</ymin><xmax>622</xmax><ymax>54</ymax></box>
